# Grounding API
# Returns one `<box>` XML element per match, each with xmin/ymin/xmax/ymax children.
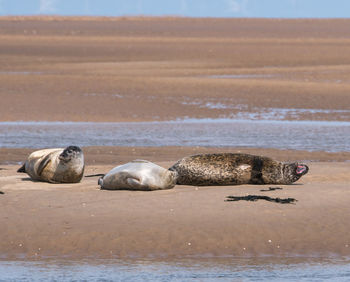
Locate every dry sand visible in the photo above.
<box><xmin>1</xmin><ymin>147</ymin><xmax>350</xmax><ymax>259</ymax></box>
<box><xmin>0</xmin><ymin>17</ymin><xmax>349</xmax><ymax>259</ymax></box>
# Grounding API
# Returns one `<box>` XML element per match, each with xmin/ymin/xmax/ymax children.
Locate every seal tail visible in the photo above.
<box><xmin>17</xmin><ymin>164</ymin><xmax>26</xmax><ymax>173</ymax></box>
<box><xmin>98</xmin><ymin>177</ymin><xmax>103</xmax><ymax>187</ymax></box>
<box><xmin>85</xmin><ymin>173</ymin><xmax>105</xmax><ymax>178</ymax></box>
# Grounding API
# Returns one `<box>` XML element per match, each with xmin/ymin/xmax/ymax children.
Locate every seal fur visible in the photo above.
<box><xmin>169</xmin><ymin>153</ymin><xmax>308</xmax><ymax>186</ymax></box>
<box><xmin>98</xmin><ymin>160</ymin><xmax>177</xmax><ymax>191</ymax></box>
<box><xmin>17</xmin><ymin>146</ymin><xmax>84</xmax><ymax>183</ymax></box>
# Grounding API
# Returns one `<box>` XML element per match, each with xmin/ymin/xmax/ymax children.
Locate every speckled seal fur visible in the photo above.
<box><xmin>169</xmin><ymin>153</ymin><xmax>309</xmax><ymax>186</ymax></box>
<box><xmin>17</xmin><ymin>146</ymin><xmax>85</xmax><ymax>183</ymax></box>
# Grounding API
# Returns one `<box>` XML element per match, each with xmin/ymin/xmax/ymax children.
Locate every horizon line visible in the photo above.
<box><xmin>0</xmin><ymin>15</ymin><xmax>349</xmax><ymax>21</ymax></box>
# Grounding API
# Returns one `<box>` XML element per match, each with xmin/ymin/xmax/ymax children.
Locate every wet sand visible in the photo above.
<box><xmin>1</xmin><ymin>147</ymin><xmax>350</xmax><ymax>259</ymax></box>
<box><xmin>1</xmin><ymin>17</ymin><xmax>350</xmax><ymax>122</ymax></box>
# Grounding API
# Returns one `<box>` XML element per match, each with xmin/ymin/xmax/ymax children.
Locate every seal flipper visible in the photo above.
<box><xmin>37</xmin><ymin>154</ymin><xmax>52</xmax><ymax>176</ymax></box>
<box><xmin>17</xmin><ymin>163</ymin><xmax>26</xmax><ymax>173</ymax></box>
<box><xmin>234</xmin><ymin>164</ymin><xmax>252</xmax><ymax>184</ymax></box>
<box><xmin>127</xmin><ymin>177</ymin><xmax>143</xmax><ymax>188</ymax></box>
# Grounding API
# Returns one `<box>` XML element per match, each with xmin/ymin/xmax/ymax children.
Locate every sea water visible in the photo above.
<box><xmin>1</xmin><ymin>257</ymin><xmax>350</xmax><ymax>281</ymax></box>
<box><xmin>0</xmin><ymin>119</ymin><xmax>349</xmax><ymax>152</ymax></box>
<box><xmin>1</xmin><ymin>120</ymin><xmax>350</xmax><ymax>280</ymax></box>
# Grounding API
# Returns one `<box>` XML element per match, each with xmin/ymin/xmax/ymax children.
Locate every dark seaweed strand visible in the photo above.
<box><xmin>225</xmin><ymin>195</ymin><xmax>297</xmax><ymax>204</ymax></box>
<box><xmin>260</xmin><ymin>187</ymin><xmax>283</xmax><ymax>192</ymax></box>
<box><xmin>85</xmin><ymin>174</ymin><xmax>105</xmax><ymax>178</ymax></box>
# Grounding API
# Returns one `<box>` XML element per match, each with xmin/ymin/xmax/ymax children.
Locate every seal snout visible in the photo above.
<box><xmin>58</xmin><ymin>153</ymin><xmax>66</xmax><ymax>161</ymax></box>
<box><xmin>296</xmin><ymin>164</ymin><xmax>309</xmax><ymax>175</ymax></box>
<box><xmin>59</xmin><ymin>151</ymin><xmax>70</xmax><ymax>162</ymax></box>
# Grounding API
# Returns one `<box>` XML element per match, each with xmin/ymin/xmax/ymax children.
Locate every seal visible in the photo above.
<box><xmin>169</xmin><ymin>153</ymin><xmax>309</xmax><ymax>186</ymax></box>
<box><xmin>98</xmin><ymin>160</ymin><xmax>177</xmax><ymax>191</ymax></box>
<box><xmin>17</xmin><ymin>146</ymin><xmax>84</xmax><ymax>183</ymax></box>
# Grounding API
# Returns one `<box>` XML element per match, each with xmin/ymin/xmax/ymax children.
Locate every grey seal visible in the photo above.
<box><xmin>169</xmin><ymin>153</ymin><xmax>308</xmax><ymax>186</ymax></box>
<box><xmin>98</xmin><ymin>160</ymin><xmax>177</xmax><ymax>191</ymax></box>
<box><xmin>17</xmin><ymin>146</ymin><xmax>84</xmax><ymax>183</ymax></box>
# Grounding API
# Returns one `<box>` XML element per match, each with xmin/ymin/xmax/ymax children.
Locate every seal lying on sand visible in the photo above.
<box><xmin>17</xmin><ymin>146</ymin><xmax>84</xmax><ymax>183</ymax></box>
<box><xmin>169</xmin><ymin>153</ymin><xmax>308</xmax><ymax>186</ymax></box>
<box><xmin>98</xmin><ymin>160</ymin><xmax>177</xmax><ymax>191</ymax></box>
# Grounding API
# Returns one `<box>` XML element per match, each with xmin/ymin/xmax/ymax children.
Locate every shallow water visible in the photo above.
<box><xmin>1</xmin><ymin>257</ymin><xmax>349</xmax><ymax>281</ymax></box>
<box><xmin>0</xmin><ymin>119</ymin><xmax>349</xmax><ymax>152</ymax></box>
<box><xmin>0</xmin><ymin>71</ymin><xmax>43</xmax><ymax>75</ymax></box>
<box><xmin>179</xmin><ymin>100</ymin><xmax>350</xmax><ymax>121</ymax></box>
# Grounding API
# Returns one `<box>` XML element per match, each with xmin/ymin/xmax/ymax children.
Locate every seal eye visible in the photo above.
<box><xmin>296</xmin><ymin>165</ymin><xmax>308</xmax><ymax>175</ymax></box>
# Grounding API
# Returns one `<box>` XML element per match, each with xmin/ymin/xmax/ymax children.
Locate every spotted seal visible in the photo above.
<box><xmin>17</xmin><ymin>146</ymin><xmax>84</xmax><ymax>183</ymax></box>
<box><xmin>169</xmin><ymin>153</ymin><xmax>308</xmax><ymax>186</ymax></box>
<box><xmin>98</xmin><ymin>160</ymin><xmax>177</xmax><ymax>191</ymax></box>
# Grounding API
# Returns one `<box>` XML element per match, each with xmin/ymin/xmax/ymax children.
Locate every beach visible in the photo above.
<box><xmin>0</xmin><ymin>17</ymin><xmax>350</xmax><ymax>260</ymax></box>
<box><xmin>1</xmin><ymin>147</ymin><xmax>350</xmax><ymax>259</ymax></box>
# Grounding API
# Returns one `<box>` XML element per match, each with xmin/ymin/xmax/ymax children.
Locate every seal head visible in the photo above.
<box><xmin>282</xmin><ymin>163</ymin><xmax>309</xmax><ymax>184</ymax></box>
<box><xmin>59</xmin><ymin>146</ymin><xmax>83</xmax><ymax>162</ymax></box>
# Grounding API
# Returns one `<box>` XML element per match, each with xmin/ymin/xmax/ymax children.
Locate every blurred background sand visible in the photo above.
<box><xmin>1</xmin><ymin>17</ymin><xmax>350</xmax><ymax>122</ymax></box>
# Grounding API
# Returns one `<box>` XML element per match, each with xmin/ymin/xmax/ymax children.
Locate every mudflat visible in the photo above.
<box><xmin>0</xmin><ymin>17</ymin><xmax>350</xmax><ymax>122</ymax></box>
